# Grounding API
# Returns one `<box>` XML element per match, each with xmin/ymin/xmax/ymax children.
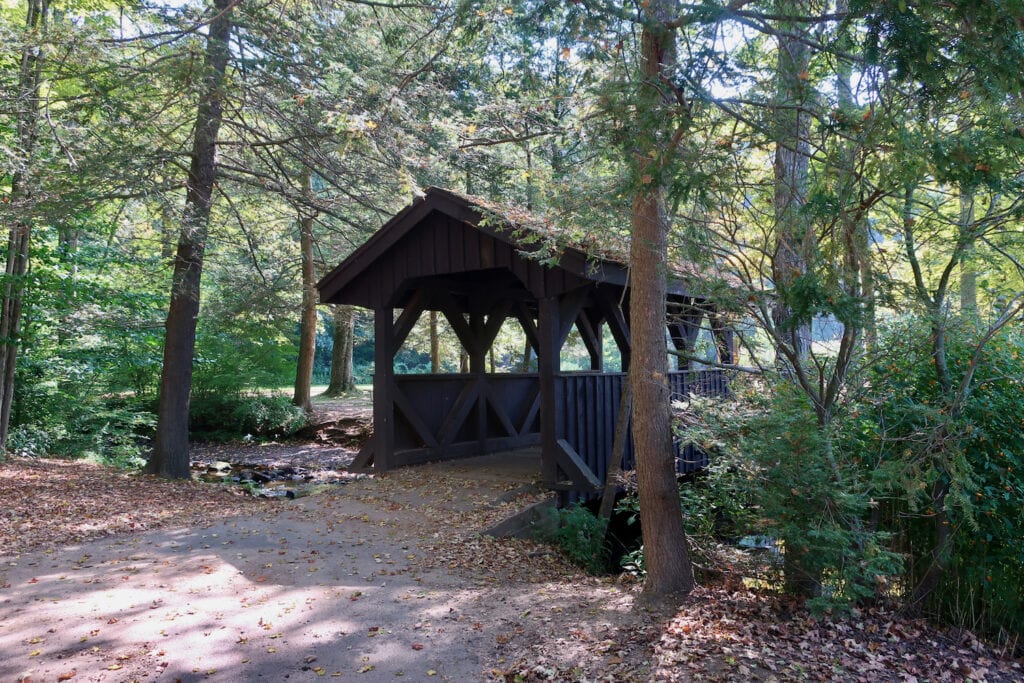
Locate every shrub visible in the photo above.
<box><xmin>8</xmin><ymin>395</ymin><xmax>155</xmax><ymax>469</ymax></box>
<box><xmin>189</xmin><ymin>393</ymin><xmax>307</xmax><ymax>441</ymax></box>
<box><xmin>678</xmin><ymin>381</ymin><xmax>902</xmax><ymax>611</ymax></box>
<box><xmin>535</xmin><ymin>503</ymin><xmax>611</xmax><ymax>575</ymax></box>
<box><xmin>9</xmin><ymin>354</ymin><xmax>156</xmax><ymax>468</ymax></box>
<box><xmin>865</xmin><ymin>317</ymin><xmax>1024</xmax><ymax>643</ymax></box>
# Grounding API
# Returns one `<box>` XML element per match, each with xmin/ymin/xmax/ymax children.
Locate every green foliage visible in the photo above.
<box><xmin>534</xmin><ymin>504</ymin><xmax>611</xmax><ymax>575</ymax></box>
<box><xmin>865</xmin><ymin>317</ymin><xmax>1024</xmax><ymax>640</ymax></box>
<box><xmin>188</xmin><ymin>394</ymin><xmax>307</xmax><ymax>442</ymax></box>
<box><xmin>10</xmin><ymin>354</ymin><xmax>155</xmax><ymax>469</ymax></box>
<box><xmin>679</xmin><ymin>382</ymin><xmax>903</xmax><ymax>611</ymax></box>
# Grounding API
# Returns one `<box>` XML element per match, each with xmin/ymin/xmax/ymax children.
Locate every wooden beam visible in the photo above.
<box><xmin>519</xmin><ymin>384</ymin><xmax>541</xmax><ymax>434</ymax></box>
<box><xmin>513</xmin><ymin>301</ymin><xmax>540</xmax><ymax>354</ymax></box>
<box><xmin>392</xmin><ymin>384</ymin><xmax>440</xmax><ymax>449</ymax></box>
<box><xmin>481</xmin><ymin>299</ymin><xmax>514</xmax><ymax>350</ymax></box>
<box><xmin>575</xmin><ymin>309</ymin><xmax>603</xmax><ymax>371</ymax></box>
<box><xmin>372</xmin><ymin>307</ymin><xmax>395</xmax><ymax>470</ymax></box>
<box><xmin>392</xmin><ymin>287</ymin><xmax>430</xmax><ymax>352</ymax></box>
<box><xmin>556</xmin><ymin>286</ymin><xmax>590</xmax><ymax>347</ymax></box>
<box><xmin>436</xmin><ymin>379</ymin><xmax>482</xmax><ymax>446</ymax></box>
<box><xmin>350</xmin><ymin>438</ymin><xmax>375</xmax><ymax>471</ymax></box>
<box><xmin>537</xmin><ymin>296</ymin><xmax>561</xmax><ymax>486</ymax></box>
<box><xmin>705</xmin><ymin>305</ymin><xmax>735</xmax><ymax>364</ymax></box>
<box><xmin>483</xmin><ymin>384</ymin><xmax>518</xmax><ymax>438</ymax></box>
<box><xmin>435</xmin><ymin>289</ymin><xmax>479</xmax><ymax>356</ymax></box>
<box><xmin>555</xmin><ymin>439</ymin><xmax>602</xmax><ymax>493</ymax></box>
<box><xmin>594</xmin><ymin>287</ymin><xmax>631</xmax><ymax>370</ymax></box>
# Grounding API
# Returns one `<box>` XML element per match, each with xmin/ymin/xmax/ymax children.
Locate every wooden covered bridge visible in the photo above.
<box><xmin>317</xmin><ymin>188</ymin><xmax>732</xmax><ymax>495</ymax></box>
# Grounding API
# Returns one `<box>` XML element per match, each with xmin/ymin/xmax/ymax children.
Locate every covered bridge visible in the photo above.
<box><xmin>317</xmin><ymin>188</ymin><xmax>732</xmax><ymax>495</ymax></box>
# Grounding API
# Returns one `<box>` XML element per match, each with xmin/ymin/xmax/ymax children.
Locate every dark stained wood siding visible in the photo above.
<box><xmin>335</xmin><ymin>212</ymin><xmax>593</xmax><ymax>310</ymax></box>
<box><xmin>556</xmin><ymin>369</ymin><xmax>728</xmax><ymax>486</ymax></box>
<box><xmin>391</xmin><ymin>374</ymin><xmax>541</xmax><ymax>466</ymax></box>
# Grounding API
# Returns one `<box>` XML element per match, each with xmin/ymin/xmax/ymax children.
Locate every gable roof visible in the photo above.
<box><xmin>315</xmin><ymin>184</ymin><xmax>704</xmax><ymax>307</ymax></box>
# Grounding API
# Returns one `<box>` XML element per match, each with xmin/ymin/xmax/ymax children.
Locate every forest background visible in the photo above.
<box><xmin>2</xmin><ymin>0</ymin><xmax>1023</xmax><ymax>649</ymax></box>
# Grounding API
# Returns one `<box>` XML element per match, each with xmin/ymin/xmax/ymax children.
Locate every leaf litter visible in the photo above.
<box><xmin>1</xmin><ymin>453</ymin><xmax>1021</xmax><ymax>681</ymax></box>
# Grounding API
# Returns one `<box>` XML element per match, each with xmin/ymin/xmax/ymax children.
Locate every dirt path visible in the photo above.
<box><xmin>0</xmin><ymin>455</ymin><xmax>648</xmax><ymax>683</ymax></box>
<box><xmin>2</xmin><ymin>447</ymin><xmax>1020</xmax><ymax>682</ymax></box>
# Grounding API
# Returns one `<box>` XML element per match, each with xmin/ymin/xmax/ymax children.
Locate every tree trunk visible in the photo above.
<box><xmin>835</xmin><ymin>1</ymin><xmax>876</xmax><ymax>352</ymax></box>
<box><xmin>148</xmin><ymin>0</ymin><xmax>234</xmax><ymax>479</ymax></box>
<box><xmin>160</xmin><ymin>200</ymin><xmax>177</xmax><ymax>261</ymax></box>
<box><xmin>429</xmin><ymin>310</ymin><xmax>440</xmax><ymax>373</ymax></box>
<box><xmin>773</xmin><ymin>0</ymin><xmax>821</xmax><ymax>597</ymax></box>
<box><xmin>631</xmin><ymin>0</ymin><xmax>695</xmax><ymax>605</ymax></box>
<box><xmin>771</xmin><ymin>0</ymin><xmax>813</xmax><ymax>369</ymax></box>
<box><xmin>323</xmin><ymin>305</ymin><xmax>355</xmax><ymax>396</ymax></box>
<box><xmin>0</xmin><ymin>0</ymin><xmax>49</xmax><ymax>451</ymax></box>
<box><xmin>292</xmin><ymin>169</ymin><xmax>318</xmax><ymax>413</ymax></box>
<box><xmin>959</xmin><ymin>191</ymin><xmax>977</xmax><ymax>315</ymax></box>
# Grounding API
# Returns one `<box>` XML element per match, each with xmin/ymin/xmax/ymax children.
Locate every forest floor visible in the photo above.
<box><xmin>0</xmin><ymin>397</ymin><xmax>1021</xmax><ymax>681</ymax></box>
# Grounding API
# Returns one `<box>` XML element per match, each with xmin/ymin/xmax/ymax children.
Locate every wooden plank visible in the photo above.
<box><xmin>422</xmin><ymin>217</ymin><xmax>436</xmax><ymax>274</ymax></box>
<box><xmin>480</xmin><ymin>232</ymin><xmax>495</xmax><ymax>268</ymax></box>
<box><xmin>449</xmin><ymin>217</ymin><xmax>464</xmax><ymax>271</ymax></box>
<box><xmin>435</xmin><ymin>217</ymin><xmax>451</xmax><ymax>273</ymax></box>
<box><xmin>484</xmin><ymin>384</ymin><xmax>518</xmax><ymax>437</ymax></box>
<box><xmin>519</xmin><ymin>384</ymin><xmax>541</xmax><ymax>434</ymax></box>
<box><xmin>495</xmin><ymin>239</ymin><xmax>512</xmax><ymax>269</ymax></box>
<box><xmin>437</xmin><ymin>379</ymin><xmax>482</xmax><ymax>446</ymax></box>
<box><xmin>392</xmin><ymin>384</ymin><xmax>441</xmax><ymax>449</ymax></box>
<box><xmin>391</xmin><ymin>433</ymin><xmax>541</xmax><ymax>468</ymax></box>
<box><xmin>464</xmin><ymin>223</ymin><xmax>480</xmax><ymax>270</ymax></box>
<box><xmin>555</xmin><ymin>439</ymin><xmax>602</xmax><ymax>492</ymax></box>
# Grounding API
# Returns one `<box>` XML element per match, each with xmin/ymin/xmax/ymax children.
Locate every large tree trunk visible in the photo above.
<box><xmin>148</xmin><ymin>0</ymin><xmax>234</xmax><ymax>479</ymax></box>
<box><xmin>0</xmin><ymin>0</ymin><xmax>49</xmax><ymax>451</ymax></box>
<box><xmin>292</xmin><ymin>169</ymin><xmax>318</xmax><ymax>413</ymax></box>
<box><xmin>771</xmin><ymin>0</ymin><xmax>813</xmax><ymax>369</ymax></box>
<box><xmin>631</xmin><ymin>0</ymin><xmax>695</xmax><ymax>605</ymax></box>
<box><xmin>323</xmin><ymin>305</ymin><xmax>355</xmax><ymax>396</ymax></box>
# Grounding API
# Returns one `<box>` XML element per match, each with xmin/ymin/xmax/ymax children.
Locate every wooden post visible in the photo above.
<box><xmin>469</xmin><ymin>312</ymin><xmax>487</xmax><ymax>449</ymax></box>
<box><xmin>373</xmin><ymin>307</ymin><xmax>395</xmax><ymax>470</ymax></box>
<box><xmin>538</xmin><ymin>296</ymin><xmax>561</xmax><ymax>486</ymax></box>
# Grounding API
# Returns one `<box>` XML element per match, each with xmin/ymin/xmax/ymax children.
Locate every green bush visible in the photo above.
<box><xmin>189</xmin><ymin>393</ymin><xmax>307</xmax><ymax>441</ymax></box>
<box><xmin>10</xmin><ymin>355</ymin><xmax>156</xmax><ymax>468</ymax></box>
<box><xmin>678</xmin><ymin>382</ymin><xmax>902</xmax><ymax>611</ymax></box>
<box><xmin>535</xmin><ymin>504</ymin><xmax>611</xmax><ymax>575</ymax></box>
<box><xmin>865</xmin><ymin>317</ymin><xmax>1024</xmax><ymax>642</ymax></box>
